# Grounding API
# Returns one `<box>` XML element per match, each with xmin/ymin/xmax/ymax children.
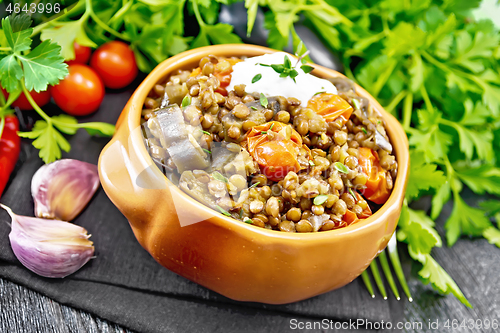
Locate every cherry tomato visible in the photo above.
<box><xmin>66</xmin><ymin>42</ymin><xmax>92</xmax><ymax>65</ymax></box>
<box><xmin>247</xmin><ymin>121</ymin><xmax>309</xmax><ymax>181</ymax></box>
<box><xmin>307</xmin><ymin>93</ymin><xmax>353</xmax><ymax>122</ymax></box>
<box><xmin>358</xmin><ymin>147</ymin><xmax>390</xmax><ymax>204</ymax></box>
<box><xmin>50</xmin><ymin>64</ymin><xmax>105</xmax><ymax>116</ymax></box>
<box><xmin>1</xmin><ymin>87</ymin><xmax>51</xmax><ymax>110</ymax></box>
<box><xmin>90</xmin><ymin>41</ymin><xmax>138</xmax><ymax>89</ymax></box>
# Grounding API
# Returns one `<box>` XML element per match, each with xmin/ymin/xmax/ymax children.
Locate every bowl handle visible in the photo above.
<box><xmin>98</xmin><ymin>105</ymin><xmax>169</xmax><ymax>230</ymax></box>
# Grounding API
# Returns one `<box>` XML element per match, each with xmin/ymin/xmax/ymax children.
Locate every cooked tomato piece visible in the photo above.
<box><xmin>358</xmin><ymin>147</ymin><xmax>390</xmax><ymax>204</ymax></box>
<box><xmin>307</xmin><ymin>93</ymin><xmax>353</xmax><ymax>122</ymax></box>
<box><xmin>247</xmin><ymin>121</ymin><xmax>307</xmax><ymax>181</ymax></box>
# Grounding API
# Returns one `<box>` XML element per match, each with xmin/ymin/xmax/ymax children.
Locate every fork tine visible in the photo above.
<box><xmin>378</xmin><ymin>250</ymin><xmax>400</xmax><ymax>300</ymax></box>
<box><xmin>361</xmin><ymin>270</ymin><xmax>375</xmax><ymax>298</ymax></box>
<box><xmin>387</xmin><ymin>233</ymin><xmax>413</xmax><ymax>302</ymax></box>
<box><xmin>370</xmin><ymin>260</ymin><xmax>387</xmax><ymax>299</ymax></box>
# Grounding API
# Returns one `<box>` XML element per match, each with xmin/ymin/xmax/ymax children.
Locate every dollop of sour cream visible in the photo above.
<box><xmin>227</xmin><ymin>52</ymin><xmax>337</xmax><ymax>106</ymax></box>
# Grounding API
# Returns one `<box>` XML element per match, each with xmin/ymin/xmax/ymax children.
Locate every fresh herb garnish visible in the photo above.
<box><xmin>362</xmin><ymin>128</ymin><xmax>368</xmax><ymax>134</ymax></box>
<box><xmin>203</xmin><ymin>148</ymin><xmax>211</xmax><ymax>154</ymax></box>
<box><xmin>199</xmin><ymin>129</ymin><xmax>211</xmax><ymax>136</ymax></box>
<box><xmin>260</xmin><ymin>93</ymin><xmax>268</xmax><ymax>108</ymax></box>
<box><xmin>244</xmin><ymin>218</ymin><xmax>253</xmax><ymax>224</ymax></box>
<box><xmin>351</xmin><ymin>98</ymin><xmax>361</xmax><ymax>110</ymax></box>
<box><xmin>260</xmin><ymin>55</ymin><xmax>299</xmax><ymax>82</ymax></box>
<box><xmin>314</xmin><ymin>91</ymin><xmax>325</xmax><ymax>96</ymax></box>
<box><xmin>313</xmin><ymin>194</ymin><xmax>328</xmax><ymax>206</ymax></box>
<box><xmin>249</xmin><ymin>181</ymin><xmax>260</xmax><ymax>189</ymax></box>
<box><xmin>309</xmin><ymin>160</ymin><xmax>316</xmax><ymax>167</ymax></box>
<box><xmin>181</xmin><ymin>95</ymin><xmax>191</xmax><ymax>108</ymax></box>
<box><xmin>216</xmin><ymin>205</ymin><xmax>231</xmax><ymax>217</ymax></box>
<box><xmin>250</xmin><ymin>106</ymin><xmax>258</xmax><ymax>110</ymax></box>
<box><xmin>212</xmin><ymin>171</ymin><xmax>227</xmax><ymax>183</ymax></box>
<box><xmin>252</xmin><ymin>74</ymin><xmax>262</xmax><ymax>83</ymax></box>
<box><xmin>334</xmin><ymin>162</ymin><xmax>349</xmax><ymax>174</ymax></box>
<box><xmin>300</xmin><ymin>65</ymin><xmax>314</xmax><ymax>73</ymax></box>
<box><xmin>239</xmin><ymin>209</ymin><xmax>243</xmax><ymax>219</ymax></box>
<box><xmin>348</xmin><ymin>188</ymin><xmax>357</xmax><ymax>200</ymax></box>
<box><xmin>269</xmin><ymin>123</ymin><xmax>275</xmax><ymax>131</ymax></box>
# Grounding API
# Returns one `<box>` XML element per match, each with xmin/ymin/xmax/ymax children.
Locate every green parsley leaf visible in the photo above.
<box><xmin>252</xmin><ymin>73</ymin><xmax>262</xmax><ymax>83</ymax></box>
<box><xmin>397</xmin><ymin>207</ymin><xmax>442</xmax><ymax>255</ymax></box>
<box><xmin>260</xmin><ymin>93</ymin><xmax>268</xmax><ymax>108</ymax></box>
<box><xmin>17</xmin><ymin>40</ymin><xmax>68</xmax><ymax>92</ymax></box>
<box><xmin>406</xmin><ymin>152</ymin><xmax>446</xmax><ymax>200</ymax></box>
<box><xmin>313</xmin><ymin>194</ymin><xmax>328</xmax><ymax>206</ymax></box>
<box><xmin>199</xmin><ymin>129</ymin><xmax>211</xmax><ymax>136</ymax></box>
<box><xmin>40</xmin><ymin>20</ymin><xmax>97</xmax><ymax>61</ymax></box>
<box><xmin>181</xmin><ymin>95</ymin><xmax>191</xmax><ymax>108</ymax></box>
<box><xmin>454</xmin><ymin>164</ymin><xmax>500</xmax><ymax>196</ymax></box>
<box><xmin>309</xmin><ymin>160</ymin><xmax>315</xmax><ymax>167</ymax></box>
<box><xmin>212</xmin><ymin>171</ymin><xmax>228</xmax><ymax>183</ymax></box>
<box><xmin>445</xmin><ymin>195</ymin><xmax>492</xmax><ymax>246</ymax></box>
<box><xmin>245</xmin><ymin>0</ymin><xmax>259</xmax><ymax>37</ymax></box>
<box><xmin>483</xmin><ymin>227</ymin><xmax>500</xmax><ymax>248</ymax></box>
<box><xmin>300</xmin><ymin>64</ymin><xmax>314</xmax><ymax>73</ymax></box>
<box><xmin>0</xmin><ymin>54</ymin><xmax>23</xmax><ymax>92</ymax></box>
<box><xmin>248</xmin><ymin>181</ymin><xmax>260</xmax><ymax>189</ymax></box>
<box><xmin>417</xmin><ymin>254</ymin><xmax>472</xmax><ymax>308</ymax></box>
<box><xmin>244</xmin><ymin>218</ymin><xmax>253</xmax><ymax>224</ymax></box>
<box><xmin>431</xmin><ymin>181</ymin><xmax>451</xmax><ymax>219</ymax></box>
<box><xmin>334</xmin><ymin>162</ymin><xmax>349</xmax><ymax>174</ymax></box>
<box><xmin>216</xmin><ymin>205</ymin><xmax>231</xmax><ymax>217</ymax></box>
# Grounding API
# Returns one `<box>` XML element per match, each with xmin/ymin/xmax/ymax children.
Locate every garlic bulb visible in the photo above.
<box><xmin>31</xmin><ymin>159</ymin><xmax>99</xmax><ymax>221</ymax></box>
<box><xmin>1</xmin><ymin>204</ymin><xmax>94</xmax><ymax>278</ymax></box>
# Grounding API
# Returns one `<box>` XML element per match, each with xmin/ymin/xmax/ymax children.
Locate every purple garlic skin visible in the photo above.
<box><xmin>31</xmin><ymin>159</ymin><xmax>100</xmax><ymax>221</ymax></box>
<box><xmin>1</xmin><ymin>204</ymin><xmax>94</xmax><ymax>278</ymax></box>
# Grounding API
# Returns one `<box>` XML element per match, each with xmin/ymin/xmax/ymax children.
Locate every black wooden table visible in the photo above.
<box><xmin>1</xmin><ymin>80</ymin><xmax>499</xmax><ymax>333</ymax></box>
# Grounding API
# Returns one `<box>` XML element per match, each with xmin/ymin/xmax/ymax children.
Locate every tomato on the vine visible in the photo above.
<box><xmin>90</xmin><ymin>41</ymin><xmax>138</xmax><ymax>89</ymax></box>
<box><xmin>51</xmin><ymin>64</ymin><xmax>105</xmax><ymax>116</ymax></box>
<box><xmin>66</xmin><ymin>42</ymin><xmax>92</xmax><ymax>65</ymax></box>
<box><xmin>1</xmin><ymin>87</ymin><xmax>51</xmax><ymax>110</ymax></box>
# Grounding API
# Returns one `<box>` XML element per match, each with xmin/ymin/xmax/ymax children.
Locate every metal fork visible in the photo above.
<box><xmin>360</xmin><ymin>233</ymin><xmax>413</xmax><ymax>301</ymax></box>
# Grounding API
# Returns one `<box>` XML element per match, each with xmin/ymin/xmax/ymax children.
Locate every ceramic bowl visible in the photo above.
<box><xmin>98</xmin><ymin>44</ymin><xmax>409</xmax><ymax>304</ymax></box>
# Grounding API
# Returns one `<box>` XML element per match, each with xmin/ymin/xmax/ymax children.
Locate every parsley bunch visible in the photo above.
<box><xmin>254</xmin><ymin>0</ymin><xmax>500</xmax><ymax>306</ymax></box>
<box><xmin>0</xmin><ymin>15</ymin><xmax>115</xmax><ymax>163</ymax></box>
<box><xmin>245</xmin><ymin>0</ymin><xmax>500</xmax><ymax>306</ymax></box>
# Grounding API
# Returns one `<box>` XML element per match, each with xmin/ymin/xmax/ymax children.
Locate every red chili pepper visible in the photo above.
<box><xmin>0</xmin><ymin>115</ymin><xmax>21</xmax><ymax>196</ymax></box>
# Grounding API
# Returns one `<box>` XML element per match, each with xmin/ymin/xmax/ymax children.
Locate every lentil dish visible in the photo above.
<box><xmin>141</xmin><ymin>52</ymin><xmax>398</xmax><ymax>233</ymax></box>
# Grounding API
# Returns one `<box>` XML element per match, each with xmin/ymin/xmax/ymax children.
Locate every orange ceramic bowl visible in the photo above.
<box><xmin>98</xmin><ymin>44</ymin><xmax>409</xmax><ymax>304</ymax></box>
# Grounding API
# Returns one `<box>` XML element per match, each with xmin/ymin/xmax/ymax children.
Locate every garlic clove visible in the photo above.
<box><xmin>1</xmin><ymin>204</ymin><xmax>94</xmax><ymax>278</ymax></box>
<box><xmin>31</xmin><ymin>159</ymin><xmax>100</xmax><ymax>221</ymax></box>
